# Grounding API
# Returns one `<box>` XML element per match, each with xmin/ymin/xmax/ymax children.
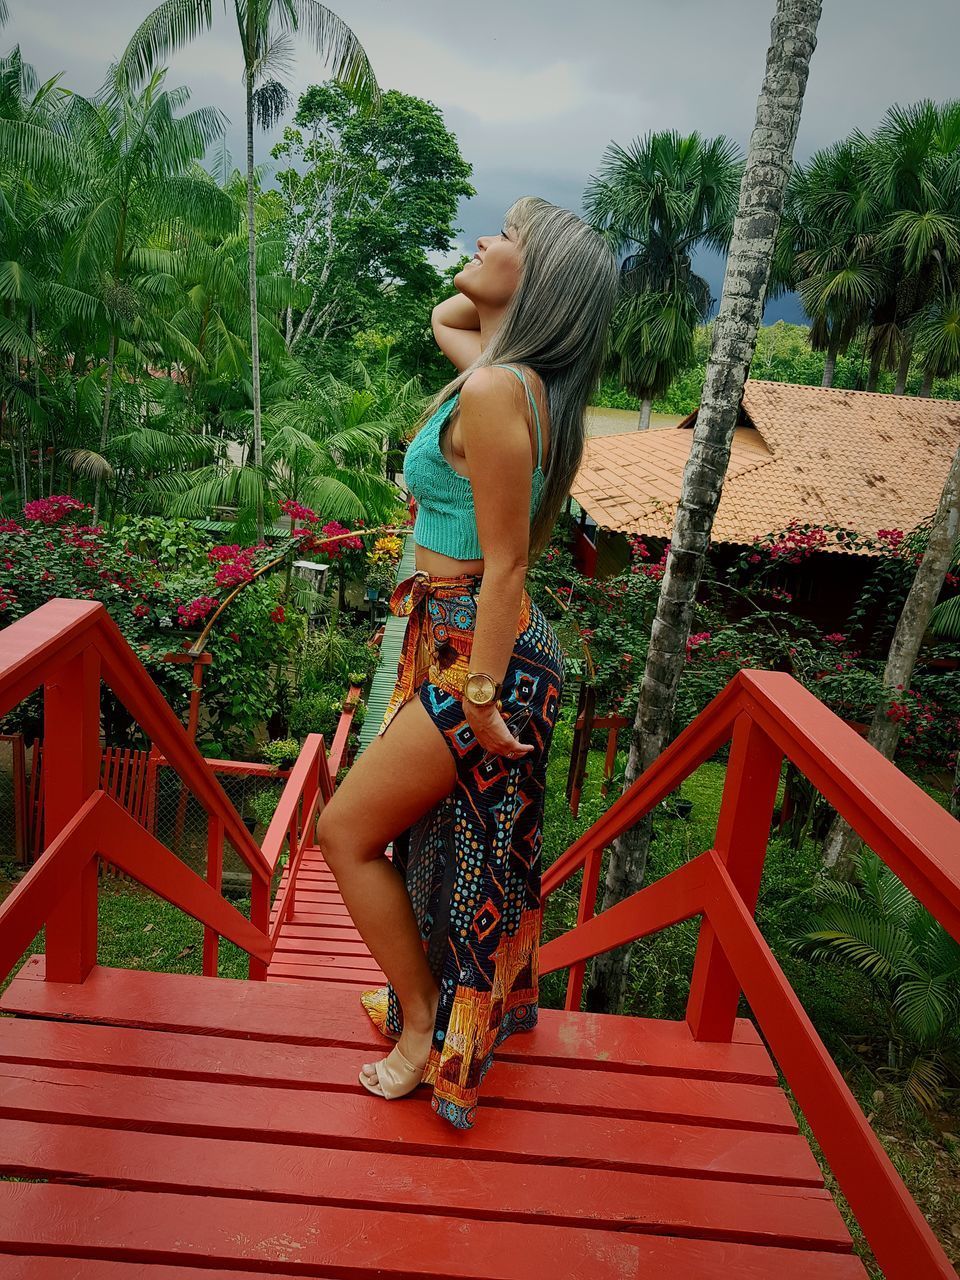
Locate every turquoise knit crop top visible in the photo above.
<box><xmin>402</xmin><ymin>364</ymin><xmax>546</xmax><ymax>560</ymax></box>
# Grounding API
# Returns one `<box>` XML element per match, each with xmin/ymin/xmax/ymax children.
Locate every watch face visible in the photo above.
<box><xmin>467</xmin><ymin>673</ymin><xmax>496</xmax><ymax>703</ymax></box>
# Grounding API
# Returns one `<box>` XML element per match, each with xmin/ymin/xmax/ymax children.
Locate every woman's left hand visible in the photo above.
<box><xmin>464</xmin><ymin>702</ymin><xmax>534</xmax><ymax>760</ymax></box>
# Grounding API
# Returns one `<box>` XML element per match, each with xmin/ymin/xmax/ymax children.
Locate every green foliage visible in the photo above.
<box><xmin>584</xmin><ymin>130</ymin><xmax>742</xmax><ymax>408</ymax></box>
<box><xmin>247</xmin><ymin>783</ymin><xmax>283</xmax><ymax>830</ymax></box>
<box><xmin>288</xmin><ymin>689</ymin><xmax>340</xmax><ymax>742</ymax></box>
<box><xmin>787</xmin><ymin>847</ymin><xmax>960</xmax><ymax>1112</ymax></box>
<box><xmin>114</xmin><ymin>514</ymin><xmax>211</xmax><ymax>572</ymax></box>
<box><xmin>261</xmin><ymin>738</ymin><xmax>301</xmax><ymax>769</ymax></box>
<box><xmin>271</xmin><ymin>81</ymin><xmax>474</xmax><ymax>378</ymax></box>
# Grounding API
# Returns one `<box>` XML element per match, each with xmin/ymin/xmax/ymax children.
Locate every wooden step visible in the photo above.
<box><xmin>0</xmin><ymin>1116</ymin><xmax>847</xmax><ymax>1250</ymax></box>
<box><xmin>0</xmin><ymin>960</ymin><xmax>868</xmax><ymax>1274</ymax></box>
<box><xmin>0</xmin><ymin>1017</ymin><xmax>796</xmax><ymax>1130</ymax></box>
<box><xmin>0</xmin><ymin>1182</ymin><xmax>868</xmax><ymax>1278</ymax></box>
<box><xmin>2</xmin><ymin>957</ymin><xmax>777</xmax><ymax>1082</ymax></box>
<box><xmin>0</xmin><ymin>1058</ymin><xmax>820</xmax><ymax>1182</ymax></box>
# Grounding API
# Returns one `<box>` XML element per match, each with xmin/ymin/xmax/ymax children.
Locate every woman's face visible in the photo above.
<box><xmin>455</xmin><ymin>219</ymin><xmax>522</xmax><ymax>309</ymax></box>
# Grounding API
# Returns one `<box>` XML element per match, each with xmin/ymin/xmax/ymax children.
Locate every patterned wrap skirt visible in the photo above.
<box><xmin>360</xmin><ymin>567</ymin><xmax>565</xmax><ymax>1129</ymax></box>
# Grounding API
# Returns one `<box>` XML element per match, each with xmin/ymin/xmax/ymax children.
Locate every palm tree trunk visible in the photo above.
<box><xmin>866</xmin><ymin>341</ymin><xmax>882</xmax><ymax>392</ymax></box>
<box><xmin>94</xmin><ymin>330</ymin><xmax>116</xmax><ymax>520</ymax></box>
<box><xmin>245</xmin><ymin>68</ymin><xmax>265</xmax><ymax>538</ymax></box>
<box><xmin>638</xmin><ymin>397</ymin><xmax>653</xmax><ymax>430</ymax></box>
<box><xmin>893</xmin><ymin>336</ymin><xmax>912</xmax><ymax>395</ymax></box>
<box><xmin>584</xmin><ymin>0</ymin><xmax>823</xmax><ymax>1015</ymax></box>
<box><xmin>822</xmin><ymin>441</ymin><xmax>960</xmax><ymax>876</ymax></box>
<box><xmin>919</xmin><ymin>367</ymin><xmax>935</xmax><ymax>398</ymax></box>
<box><xmin>822</xmin><ymin>335</ymin><xmax>839</xmax><ymax>387</ymax></box>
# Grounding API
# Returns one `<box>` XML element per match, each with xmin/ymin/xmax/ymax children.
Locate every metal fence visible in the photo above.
<box><xmin>0</xmin><ymin>734</ymin><xmax>286</xmax><ymax>892</ymax></box>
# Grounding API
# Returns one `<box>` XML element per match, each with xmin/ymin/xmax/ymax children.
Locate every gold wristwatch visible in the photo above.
<box><xmin>464</xmin><ymin>670</ymin><xmax>502</xmax><ymax>707</ymax></box>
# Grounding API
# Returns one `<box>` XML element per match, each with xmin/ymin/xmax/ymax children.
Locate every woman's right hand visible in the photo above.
<box><xmin>431</xmin><ymin>291</ymin><xmax>481</xmax><ymax>371</ymax></box>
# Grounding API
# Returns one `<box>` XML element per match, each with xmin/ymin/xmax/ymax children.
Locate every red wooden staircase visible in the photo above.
<box><xmin>0</xmin><ymin>599</ymin><xmax>958</xmax><ymax>1279</ymax></box>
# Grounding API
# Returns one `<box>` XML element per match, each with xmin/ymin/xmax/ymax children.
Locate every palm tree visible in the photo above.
<box><xmin>585</xmin><ymin>0</ymin><xmax>823</xmax><ymax>1014</ymax></box>
<box><xmin>781</xmin><ymin>137</ymin><xmax>882</xmax><ymax>386</ymax></box>
<box><xmin>118</xmin><ymin>1</ymin><xmax>380</xmax><ymax>533</ymax></box>
<box><xmin>791</xmin><ymin>845</ymin><xmax>960</xmax><ymax>1111</ymax></box>
<box><xmin>863</xmin><ymin>101</ymin><xmax>960</xmax><ymax>394</ymax></box>
<box><xmin>585</xmin><ymin>130</ymin><xmax>742</xmax><ymax>428</ymax></box>
<box><xmin>151</xmin><ymin>365</ymin><xmax>404</xmax><ymax>538</ymax></box>
<box><xmin>62</xmin><ymin>65</ymin><xmax>235</xmax><ymax>515</ymax></box>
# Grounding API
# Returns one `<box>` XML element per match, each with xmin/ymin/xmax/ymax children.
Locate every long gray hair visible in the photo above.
<box><xmin>416</xmin><ymin>195</ymin><xmax>619</xmax><ymax>564</ymax></box>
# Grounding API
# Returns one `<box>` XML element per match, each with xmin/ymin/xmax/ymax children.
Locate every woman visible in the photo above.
<box><xmin>316</xmin><ymin>195</ymin><xmax>618</xmax><ymax>1129</ymax></box>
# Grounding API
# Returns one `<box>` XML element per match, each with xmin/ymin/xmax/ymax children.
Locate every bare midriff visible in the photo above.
<box><xmin>413</xmin><ymin>545</ymin><xmax>485</xmax><ymax>577</ymax></box>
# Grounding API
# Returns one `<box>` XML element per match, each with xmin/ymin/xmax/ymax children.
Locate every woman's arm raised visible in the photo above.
<box><xmin>431</xmin><ymin>291</ymin><xmax>482</xmax><ymax>371</ymax></box>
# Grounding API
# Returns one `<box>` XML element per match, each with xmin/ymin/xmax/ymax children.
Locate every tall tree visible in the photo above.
<box><xmin>781</xmin><ymin>137</ymin><xmax>882</xmax><ymax>387</ymax></box>
<box><xmin>119</xmin><ymin>0</ymin><xmax>380</xmax><ymax>533</ymax></box>
<box><xmin>272</xmin><ymin>82</ymin><xmax>474</xmax><ymax>364</ymax></box>
<box><xmin>861</xmin><ymin>101</ymin><xmax>960</xmax><ymax>393</ymax></box>
<box><xmin>63</xmin><ymin>65</ymin><xmax>234</xmax><ymax>516</ymax></box>
<box><xmin>585</xmin><ymin>0</ymin><xmax>823</xmax><ymax>1014</ymax></box>
<box><xmin>822</xmin><ymin>443</ymin><xmax>960</xmax><ymax>873</ymax></box>
<box><xmin>585</xmin><ymin>131</ymin><xmax>742</xmax><ymax>429</ymax></box>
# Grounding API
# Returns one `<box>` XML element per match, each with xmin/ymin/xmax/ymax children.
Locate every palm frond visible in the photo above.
<box><xmin>118</xmin><ymin>0</ymin><xmax>215</xmax><ymax>92</ymax></box>
<box><xmin>61</xmin><ymin>447</ymin><xmax>114</xmax><ymax>480</ymax></box>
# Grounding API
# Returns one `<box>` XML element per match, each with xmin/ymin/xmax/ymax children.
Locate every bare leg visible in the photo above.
<box><xmin>315</xmin><ymin>692</ymin><xmax>457</xmax><ymax>1082</ymax></box>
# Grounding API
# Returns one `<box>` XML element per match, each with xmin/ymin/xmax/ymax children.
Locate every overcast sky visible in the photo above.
<box><xmin>7</xmin><ymin>0</ymin><xmax>959</xmax><ymax>322</ymax></box>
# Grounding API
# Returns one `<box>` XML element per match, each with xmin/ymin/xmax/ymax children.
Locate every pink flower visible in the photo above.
<box><xmin>23</xmin><ymin>495</ymin><xmax>88</xmax><ymax>525</ymax></box>
<box><xmin>270</xmin><ymin>604</ymin><xmax>285</xmax><ymax>624</ymax></box>
<box><xmin>177</xmin><ymin>596</ymin><xmax>218</xmax><ymax>627</ymax></box>
<box><xmin>209</xmin><ymin>544</ymin><xmax>258</xmax><ymax>588</ymax></box>
<box><xmin>279</xmin><ymin>498</ymin><xmax>318</xmax><ymax>524</ymax></box>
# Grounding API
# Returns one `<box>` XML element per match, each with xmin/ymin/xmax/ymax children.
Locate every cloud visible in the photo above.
<box><xmin>356</xmin><ymin>26</ymin><xmax>589</xmax><ymax>124</ymax></box>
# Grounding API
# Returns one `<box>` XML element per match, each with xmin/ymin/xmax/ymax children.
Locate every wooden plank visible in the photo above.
<box><xmin>272</xmin><ymin>936</ymin><xmax>373</xmax><ymax>956</ymax></box>
<box><xmin>264</xmin><ymin>974</ymin><xmax>372</xmax><ymax>992</ymax></box>
<box><xmin>0</xmin><ymin>1061</ymin><xmax>823</xmax><ymax>1184</ymax></box>
<box><xmin>0</xmin><ymin>1119</ymin><xmax>850</xmax><ymax>1251</ymax></box>
<box><xmin>274</xmin><ymin>923</ymin><xmax>369</xmax><ymax>944</ymax></box>
<box><xmin>0</xmin><ymin>1261</ymin><xmax>270</xmax><ymax>1280</ymax></box>
<box><xmin>2</xmin><ymin>959</ymin><xmax>777</xmax><ymax>1081</ymax></box>
<box><xmin>266</xmin><ymin>957</ymin><xmax>384</xmax><ymax>978</ymax></box>
<box><xmin>277</xmin><ymin>890</ymin><xmax>354</xmax><ymax>906</ymax></box>
<box><xmin>0</xmin><ymin>1019</ymin><xmax>797</xmax><ymax>1130</ymax></box>
<box><xmin>0</xmin><ymin>1182</ymin><xmax>869</xmax><ymax>1278</ymax></box>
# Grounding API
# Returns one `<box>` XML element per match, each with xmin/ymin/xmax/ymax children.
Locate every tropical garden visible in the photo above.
<box><xmin>1</xmin><ymin>0</ymin><xmax>960</xmax><ymax>1268</ymax></box>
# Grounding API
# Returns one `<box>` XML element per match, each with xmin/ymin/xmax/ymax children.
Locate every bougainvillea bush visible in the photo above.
<box><xmin>0</xmin><ymin>499</ymin><xmax>303</xmax><ymax>752</ymax></box>
<box><xmin>531</xmin><ymin>516</ymin><xmax>959</xmax><ymax>785</ymax></box>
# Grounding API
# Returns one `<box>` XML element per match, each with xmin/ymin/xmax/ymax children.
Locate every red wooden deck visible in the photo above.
<box><xmin>266</xmin><ymin>847</ymin><xmax>386</xmax><ymax>989</ymax></box>
<box><xmin>1</xmin><ymin>945</ymin><xmax>866</xmax><ymax>1278</ymax></box>
<box><xmin>2</xmin><ymin>599</ymin><xmax>959</xmax><ymax>1278</ymax></box>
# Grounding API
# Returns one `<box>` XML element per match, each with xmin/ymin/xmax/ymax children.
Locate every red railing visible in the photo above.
<box><xmin>541</xmin><ymin>668</ymin><xmax>960</xmax><ymax>1280</ymax></box>
<box><xmin>0</xmin><ymin>599</ymin><xmax>348</xmax><ymax>988</ymax></box>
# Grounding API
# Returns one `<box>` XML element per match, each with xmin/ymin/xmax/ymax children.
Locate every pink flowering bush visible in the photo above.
<box><xmin>22</xmin><ymin>494</ymin><xmax>88</xmax><ymax>526</ymax></box>
<box><xmin>177</xmin><ymin>595</ymin><xmax>219</xmax><ymax>627</ymax></box>
<box><xmin>208</xmin><ymin>544</ymin><xmax>260</xmax><ymax>588</ymax></box>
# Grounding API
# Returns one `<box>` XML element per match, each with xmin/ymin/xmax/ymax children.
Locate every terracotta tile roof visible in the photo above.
<box><xmin>572</xmin><ymin>380</ymin><xmax>960</xmax><ymax>552</ymax></box>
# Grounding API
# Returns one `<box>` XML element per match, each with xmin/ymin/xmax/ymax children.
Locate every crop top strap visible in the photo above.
<box><xmin>492</xmin><ymin>364</ymin><xmax>543</xmax><ymax>470</ymax></box>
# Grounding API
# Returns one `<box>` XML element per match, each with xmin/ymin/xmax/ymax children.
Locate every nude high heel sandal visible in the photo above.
<box><xmin>359</xmin><ymin>1042</ymin><xmax>429</xmax><ymax>1099</ymax></box>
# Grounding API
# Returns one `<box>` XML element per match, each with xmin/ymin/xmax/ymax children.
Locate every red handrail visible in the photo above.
<box><xmin>0</xmin><ymin>599</ymin><xmax>357</xmax><ymax>988</ymax></box>
<box><xmin>540</xmin><ymin>668</ymin><xmax>960</xmax><ymax>1280</ymax></box>
<box><xmin>0</xmin><ymin>600</ymin><xmax>270</xmax><ymax>883</ymax></box>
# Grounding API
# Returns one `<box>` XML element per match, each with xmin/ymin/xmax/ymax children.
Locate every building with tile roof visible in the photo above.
<box><xmin>571</xmin><ymin>380</ymin><xmax>960</xmax><ymax>553</ymax></box>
